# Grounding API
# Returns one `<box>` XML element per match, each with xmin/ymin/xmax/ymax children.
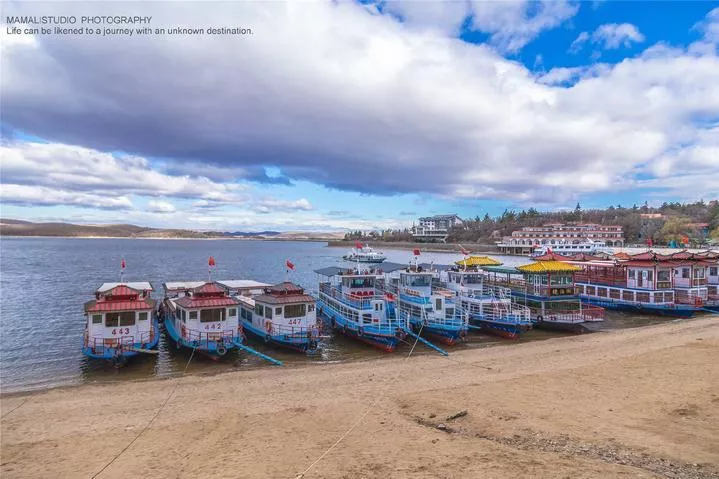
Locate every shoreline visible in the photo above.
<box><xmin>3</xmin><ymin>318</ymin><xmax>717</xmax><ymax>478</ymax></box>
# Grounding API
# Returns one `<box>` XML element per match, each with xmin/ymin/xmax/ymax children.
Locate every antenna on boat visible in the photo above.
<box><xmin>286</xmin><ymin>259</ymin><xmax>295</xmax><ymax>281</ymax></box>
<box><xmin>208</xmin><ymin>255</ymin><xmax>216</xmax><ymax>281</ymax></box>
<box><xmin>120</xmin><ymin>257</ymin><xmax>126</xmax><ymax>283</ymax></box>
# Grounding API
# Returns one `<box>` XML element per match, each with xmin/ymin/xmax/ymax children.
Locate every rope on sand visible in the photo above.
<box><xmin>294</xmin><ymin>320</ymin><xmax>425</xmax><ymax>479</ymax></box>
<box><xmin>2</xmin><ymin>399</ymin><xmax>28</xmax><ymax>419</ymax></box>
<box><xmin>91</xmin><ymin>346</ymin><xmax>198</xmax><ymax>479</ymax></box>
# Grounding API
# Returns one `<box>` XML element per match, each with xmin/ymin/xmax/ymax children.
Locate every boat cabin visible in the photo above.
<box><xmin>515</xmin><ymin>261</ymin><xmax>580</xmax><ymax>298</ymax></box>
<box><xmin>238</xmin><ymin>282</ymin><xmax>317</xmax><ymax>336</ymax></box>
<box><xmin>84</xmin><ymin>282</ymin><xmax>156</xmax><ymax>349</ymax></box>
<box><xmin>163</xmin><ymin>281</ymin><xmax>241</xmax><ymax>342</ymax></box>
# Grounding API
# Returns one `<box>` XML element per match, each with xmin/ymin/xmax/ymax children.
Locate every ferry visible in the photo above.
<box><xmin>482</xmin><ymin>259</ymin><xmax>605</xmax><ymax>333</ymax></box>
<box><xmin>531</xmin><ymin>239</ymin><xmax>611</xmax><ymax>257</ymax></box>
<box><xmin>386</xmin><ymin>263</ymin><xmax>468</xmax><ymax>345</ymax></box>
<box><xmin>315</xmin><ymin>265</ymin><xmax>407</xmax><ymax>351</ymax></box>
<box><xmin>342</xmin><ymin>242</ymin><xmax>387</xmax><ymax>263</ymax></box>
<box><xmin>83</xmin><ymin>281</ymin><xmax>159</xmax><ymax>366</ymax></box>
<box><xmin>570</xmin><ymin>251</ymin><xmax>709</xmax><ymax>317</ymax></box>
<box><xmin>160</xmin><ymin>281</ymin><xmax>244</xmax><ymax>358</ymax></box>
<box><xmin>234</xmin><ymin>282</ymin><xmax>321</xmax><ymax>353</ymax></box>
<box><xmin>702</xmin><ymin>251</ymin><xmax>719</xmax><ymax>311</ymax></box>
<box><xmin>441</xmin><ymin>257</ymin><xmax>532</xmax><ymax>338</ymax></box>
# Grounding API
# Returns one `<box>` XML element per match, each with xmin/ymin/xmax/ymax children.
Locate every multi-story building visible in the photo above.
<box><xmin>412</xmin><ymin>214</ymin><xmax>464</xmax><ymax>243</ymax></box>
<box><xmin>497</xmin><ymin>223</ymin><xmax>624</xmax><ymax>255</ymax></box>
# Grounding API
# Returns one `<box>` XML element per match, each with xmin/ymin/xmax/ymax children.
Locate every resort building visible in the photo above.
<box><xmin>412</xmin><ymin>214</ymin><xmax>464</xmax><ymax>243</ymax></box>
<box><xmin>497</xmin><ymin>223</ymin><xmax>624</xmax><ymax>254</ymax></box>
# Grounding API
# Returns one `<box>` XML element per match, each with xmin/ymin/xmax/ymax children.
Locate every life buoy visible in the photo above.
<box><xmin>358</xmin><ymin>326</ymin><xmax>364</xmax><ymax>336</ymax></box>
<box><xmin>265</xmin><ymin>320</ymin><xmax>273</xmax><ymax>334</ymax></box>
<box><xmin>216</xmin><ymin>346</ymin><xmax>227</xmax><ymax>356</ymax></box>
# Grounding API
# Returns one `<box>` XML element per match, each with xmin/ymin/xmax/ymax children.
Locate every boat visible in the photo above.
<box><xmin>342</xmin><ymin>242</ymin><xmax>387</xmax><ymax>263</ymax></box>
<box><xmin>482</xmin><ymin>259</ymin><xmax>605</xmax><ymax>333</ymax></box>
<box><xmin>314</xmin><ymin>264</ymin><xmax>407</xmax><ymax>351</ymax></box>
<box><xmin>160</xmin><ymin>281</ymin><xmax>244</xmax><ymax>358</ymax></box>
<box><xmin>83</xmin><ymin>281</ymin><xmax>159</xmax><ymax>366</ymax></box>
<box><xmin>385</xmin><ymin>262</ymin><xmax>468</xmax><ymax>345</ymax></box>
<box><xmin>701</xmin><ymin>251</ymin><xmax>719</xmax><ymax>311</ymax></box>
<box><xmin>234</xmin><ymin>282</ymin><xmax>321</xmax><ymax>353</ymax></box>
<box><xmin>441</xmin><ymin>257</ymin><xmax>532</xmax><ymax>338</ymax></box>
<box><xmin>531</xmin><ymin>239</ymin><xmax>612</xmax><ymax>257</ymax></box>
<box><xmin>570</xmin><ymin>251</ymin><xmax>710</xmax><ymax>317</ymax></box>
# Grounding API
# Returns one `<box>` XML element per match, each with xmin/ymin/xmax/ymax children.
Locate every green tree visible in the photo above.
<box><xmin>657</xmin><ymin>216</ymin><xmax>692</xmax><ymax>244</ymax></box>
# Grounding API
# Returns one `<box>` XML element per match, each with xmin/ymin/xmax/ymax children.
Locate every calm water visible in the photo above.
<box><xmin>0</xmin><ymin>238</ymin><xmax>672</xmax><ymax>393</ymax></box>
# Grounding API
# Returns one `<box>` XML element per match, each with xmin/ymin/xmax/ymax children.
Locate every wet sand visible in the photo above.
<box><xmin>2</xmin><ymin>317</ymin><xmax>718</xmax><ymax>478</ymax></box>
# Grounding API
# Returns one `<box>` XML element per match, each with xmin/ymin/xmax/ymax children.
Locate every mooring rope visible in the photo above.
<box><xmin>90</xmin><ymin>346</ymin><xmax>197</xmax><ymax>479</ymax></box>
<box><xmin>294</xmin><ymin>320</ymin><xmax>425</xmax><ymax>479</ymax></box>
<box><xmin>2</xmin><ymin>399</ymin><xmax>28</xmax><ymax>419</ymax></box>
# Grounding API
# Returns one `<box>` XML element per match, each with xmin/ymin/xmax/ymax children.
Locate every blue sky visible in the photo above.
<box><xmin>1</xmin><ymin>1</ymin><xmax>718</xmax><ymax>231</ymax></box>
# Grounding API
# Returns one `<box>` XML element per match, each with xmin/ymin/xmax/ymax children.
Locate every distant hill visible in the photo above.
<box><xmin>0</xmin><ymin>219</ymin><xmax>345</xmax><ymax>240</ymax></box>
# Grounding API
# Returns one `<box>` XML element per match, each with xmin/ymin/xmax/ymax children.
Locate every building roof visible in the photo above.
<box><xmin>532</xmin><ymin>252</ymin><xmax>574</xmax><ymax>262</ymax></box>
<box><xmin>85</xmin><ymin>297</ymin><xmax>155</xmax><ymax>313</ymax></box>
<box><xmin>454</xmin><ymin>255</ymin><xmax>503</xmax><ymax>267</ymax></box>
<box><xmin>175</xmin><ymin>296</ymin><xmax>240</xmax><ymax>309</ymax></box>
<box><xmin>163</xmin><ymin>281</ymin><xmax>208</xmax><ymax>291</ymax></box>
<box><xmin>192</xmin><ymin>282</ymin><xmax>226</xmax><ymax>295</ymax></box>
<box><xmin>98</xmin><ymin>281</ymin><xmax>152</xmax><ymax>293</ymax></box>
<box><xmin>517</xmin><ymin>261</ymin><xmax>581</xmax><ymax>273</ymax></box>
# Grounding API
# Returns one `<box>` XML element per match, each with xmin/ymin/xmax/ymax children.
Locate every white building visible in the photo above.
<box><xmin>497</xmin><ymin>223</ymin><xmax>625</xmax><ymax>254</ymax></box>
<box><xmin>412</xmin><ymin>214</ymin><xmax>464</xmax><ymax>243</ymax></box>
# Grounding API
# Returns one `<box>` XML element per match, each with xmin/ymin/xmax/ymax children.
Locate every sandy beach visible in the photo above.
<box><xmin>2</xmin><ymin>317</ymin><xmax>718</xmax><ymax>478</ymax></box>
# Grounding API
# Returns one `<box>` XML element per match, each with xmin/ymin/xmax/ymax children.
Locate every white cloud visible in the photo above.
<box><xmin>571</xmin><ymin>23</ymin><xmax>645</xmax><ymax>53</ymax></box>
<box><xmin>254</xmin><ymin>197</ymin><xmax>313</xmax><ymax>214</ymax></box>
<box><xmin>146</xmin><ymin>200</ymin><xmax>176</xmax><ymax>213</ymax></box>
<box><xmin>0</xmin><ymin>2</ymin><xmax>718</xmax><ymax>210</ymax></box>
<box><xmin>0</xmin><ymin>184</ymin><xmax>133</xmax><ymax>210</ymax></box>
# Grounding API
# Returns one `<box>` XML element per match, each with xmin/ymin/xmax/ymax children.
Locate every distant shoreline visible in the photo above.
<box><xmin>0</xmin><ymin>235</ymin><xmax>334</xmax><ymax>242</ymax></box>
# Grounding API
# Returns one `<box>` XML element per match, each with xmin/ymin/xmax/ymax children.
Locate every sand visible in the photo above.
<box><xmin>2</xmin><ymin>317</ymin><xmax>718</xmax><ymax>479</ymax></box>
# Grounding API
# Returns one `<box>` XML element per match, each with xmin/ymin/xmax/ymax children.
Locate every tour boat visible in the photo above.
<box><xmin>234</xmin><ymin>282</ymin><xmax>321</xmax><ymax>353</ymax></box>
<box><xmin>570</xmin><ymin>251</ymin><xmax>709</xmax><ymax>317</ymax></box>
<box><xmin>701</xmin><ymin>251</ymin><xmax>719</xmax><ymax>311</ymax></box>
<box><xmin>83</xmin><ymin>281</ymin><xmax>159</xmax><ymax>366</ymax></box>
<box><xmin>342</xmin><ymin>242</ymin><xmax>387</xmax><ymax>263</ymax></box>
<box><xmin>482</xmin><ymin>259</ymin><xmax>605</xmax><ymax>333</ymax></box>
<box><xmin>385</xmin><ymin>263</ymin><xmax>468</xmax><ymax>345</ymax></box>
<box><xmin>160</xmin><ymin>281</ymin><xmax>244</xmax><ymax>358</ymax></box>
<box><xmin>441</xmin><ymin>257</ymin><xmax>532</xmax><ymax>338</ymax></box>
<box><xmin>315</xmin><ymin>264</ymin><xmax>407</xmax><ymax>351</ymax></box>
<box><xmin>531</xmin><ymin>239</ymin><xmax>612</xmax><ymax>257</ymax></box>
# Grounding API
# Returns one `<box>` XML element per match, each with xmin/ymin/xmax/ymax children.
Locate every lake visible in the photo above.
<box><xmin>0</xmin><ymin>237</ymin><xmax>671</xmax><ymax>393</ymax></box>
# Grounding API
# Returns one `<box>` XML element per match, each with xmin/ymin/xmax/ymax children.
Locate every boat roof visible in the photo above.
<box><xmin>163</xmin><ymin>281</ymin><xmax>207</xmax><ymax>291</ymax></box>
<box><xmin>517</xmin><ymin>261</ymin><xmax>581</xmax><ymax>273</ymax></box>
<box><xmin>482</xmin><ymin>266</ymin><xmax>521</xmax><ymax>274</ymax></box>
<box><xmin>454</xmin><ymin>255</ymin><xmax>503</xmax><ymax>267</ymax></box>
<box><xmin>314</xmin><ymin>262</ymin><xmax>406</xmax><ymax>276</ymax></box>
<box><xmin>418</xmin><ymin>263</ymin><xmax>452</xmax><ymax>271</ymax></box>
<box><xmin>216</xmin><ymin>279</ymin><xmax>271</xmax><ymax>289</ymax></box>
<box><xmin>98</xmin><ymin>281</ymin><xmax>153</xmax><ymax>292</ymax></box>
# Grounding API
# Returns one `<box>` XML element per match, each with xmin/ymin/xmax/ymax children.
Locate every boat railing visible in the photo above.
<box><xmin>180</xmin><ymin>327</ymin><xmax>239</xmax><ymax>348</ymax></box>
<box><xmin>578</xmin><ymin>283</ymin><xmax>676</xmax><ymax>305</ymax></box>
<box><xmin>460</xmin><ymin>300</ymin><xmax>532</xmax><ymax>325</ymax></box>
<box><xmin>266</xmin><ymin>322</ymin><xmax>320</xmax><ymax>339</ymax></box>
<box><xmin>536</xmin><ymin>304</ymin><xmax>605</xmax><ymax>323</ymax></box>
<box><xmin>321</xmin><ymin>291</ymin><xmax>408</xmax><ymax>334</ymax></box>
<box><xmin>85</xmin><ymin>330</ymin><xmax>156</xmax><ymax>353</ymax></box>
<box><xmin>674</xmin><ymin>287</ymin><xmax>708</xmax><ymax>305</ymax></box>
<box><xmin>319</xmin><ymin>282</ymin><xmax>377</xmax><ymax>310</ymax></box>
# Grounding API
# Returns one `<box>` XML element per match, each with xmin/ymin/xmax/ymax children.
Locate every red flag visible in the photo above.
<box><xmin>413</xmin><ymin>248</ymin><xmax>420</xmax><ymax>256</ymax></box>
<box><xmin>121</xmin><ymin>258</ymin><xmax>126</xmax><ymax>270</ymax></box>
<box><xmin>355</xmin><ymin>241</ymin><xmax>363</xmax><ymax>249</ymax></box>
<box><xmin>286</xmin><ymin>259</ymin><xmax>295</xmax><ymax>271</ymax></box>
<box><xmin>647</xmin><ymin>238</ymin><xmax>653</xmax><ymax>247</ymax></box>
<box><xmin>208</xmin><ymin>256</ymin><xmax>216</xmax><ymax>267</ymax></box>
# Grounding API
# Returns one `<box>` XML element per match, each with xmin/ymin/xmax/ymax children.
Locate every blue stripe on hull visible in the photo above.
<box><xmin>469</xmin><ymin>317</ymin><xmax>528</xmax><ymax>339</ymax></box>
<box><xmin>82</xmin><ymin>318</ymin><xmax>160</xmax><ymax>363</ymax></box>
<box><xmin>241</xmin><ymin>320</ymin><xmax>317</xmax><ymax>353</ymax></box>
<box><xmin>408</xmin><ymin>319</ymin><xmax>465</xmax><ymax>345</ymax></box>
<box><xmin>163</xmin><ymin>316</ymin><xmax>240</xmax><ymax>358</ymax></box>
<box><xmin>317</xmin><ymin>299</ymin><xmax>401</xmax><ymax>352</ymax></box>
<box><xmin>581</xmin><ymin>297</ymin><xmax>697</xmax><ymax>318</ymax></box>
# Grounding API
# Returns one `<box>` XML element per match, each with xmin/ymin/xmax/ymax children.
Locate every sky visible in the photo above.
<box><xmin>1</xmin><ymin>0</ymin><xmax>718</xmax><ymax>232</ymax></box>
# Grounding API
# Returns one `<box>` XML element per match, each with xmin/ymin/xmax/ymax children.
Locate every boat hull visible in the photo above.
<box><xmin>242</xmin><ymin>320</ymin><xmax>318</xmax><ymax>353</ymax></box>
<box><xmin>533</xmin><ymin>320</ymin><xmax>589</xmax><ymax>334</ymax></box>
<box><xmin>317</xmin><ymin>301</ymin><xmax>402</xmax><ymax>352</ymax></box>
<box><xmin>580</xmin><ymin>297</ymin><xmax>698</xmax><ymax>318</ymax></box>
<box><xmin>408</xmin><ymin>320</ymin><xmax>465</xmax><ymax>346</ymax></box>
<box><xmin>342</xmin><ymin>256</ymin><xmax>386</xmax><ymax>263</ymax></box>
<box><xmin>469</xmin><ymin>317</ymin><xmax>530</xmax><ymax>339</ymax></box>
<box><xmin>82</xmin><ymin>318</ymin><xmax>160</xmax><ymax>366</ymax></box>
<box><xmin>163</xmin><ymin>315</ymin><xmax>240</xmax><ymax>359</ymax></box>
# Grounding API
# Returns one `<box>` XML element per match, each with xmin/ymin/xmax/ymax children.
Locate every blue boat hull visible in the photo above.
<box><xmin>242</xmin><ymin>320</ymin><xmax>318</xmax><ymax>353</ymax></box>
<box><xmin>82</xmin><ymin>318</ymin><xmax>160</xmax><ymax>365</ymax></box>
<box><xmin>317</xmin><ymin>299</ymin><xmax>402</xmax><ymax>352</ymax></box>
<box><xmin>408</xmin><ymin>318</ymin><xmax>465</xmax><ymax>345</ymax></box>
<box><xmin>163</xmin><ymin>316</ymin><xmax>241</xmax><ymax>359</ymax></box>
<box><xmin>581</xmin><ymin>297</ymin><xmax>698</xmax><ymax>318</ymax></box>
<box><xmin>469</xmin><ymin>316</ymin><xmax>530</xmax><ymax>339</ymax></box>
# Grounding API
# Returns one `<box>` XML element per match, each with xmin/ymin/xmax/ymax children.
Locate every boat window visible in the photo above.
<box><xmin>255</xmin><ymin>304</ymin><xmax>264</xmax><ymax>316</ymax></box>
<box><xmin>363</xmin><ymin>314</ymin><xmax>372</xmax><ymax>324</ymax></box>
<box><xmin>138</xmin><ymin>312</ymin><xmax>148</xmax><ymax>321</ymax></box>
<box><xmin>695</xmin><ymin>268</ymin><xmax>705</xmax><ymax>279</ymax></box>
<box><xmin>351</xmin><ymin>278</ymin><xmax>373</xmax><ymax>288</ymax></box>
<box><xmin>682</xmin><ymin>268</ymin><xmax>690</xmax><ymax>279</ymax></box>
<box><xmin>407</xmin><ymin>275</ymin><xmax>430</xmax><ymax>287</ymax></box>
<box><xmin>647</xmin><ymin>271</ymin><xmax>653</xmax><ymax>281</ymax></box>
<box><xmin>435</xmin><ymin>299</ymin><xmax>442</xmax><ymax>310</ymax></box>
<box><xmin>285</xmin><ymin>304</ymin><xmax>306</xmax><ymax>318</ymax></box>
<box><xmin>628</xmin><ymin>270</ymin><xmax>636</xmax><ymax>279</ymax></box>
<box><xmin>200</xmin><ymin>308</ymin><xmax>225</xmax><ymax>323</ymax></box>
<box><xmin>264</xmin><ymin>307</ymin><xmax>272</xmax><ymax>319</ymax></box>
<box><xmin>92</xmin><ymin>314</ymin><xmax>102</xmax><ymax>324</ymax></box>
<box><xmin>308</xmin><ymin>304</ymin><xmax>315</xmax><ymax>312</ymax></box>
<box><xmin>119</xmin><ymin>313</ymin><xmax>135</xmax><ymax>327</ymax></box>
<box><xmin>189</xmin><ymin>311</ymin><xmax>198</xmax><ymax>320</ymax></box>
<box><xmin>106</xmin><ymin>312</ymin><xmax>134</xmax><ymax>327</ymax></box>
<box><xmin>275</xmin><ymin>307</ymin><xmax>282</xmax><ymax>315</ymax></box>
<box><xmin>710</xmin><ymin>267</ymin><xmax>718</xmax><ymax>276</ymax></box>
<box><xmin>228</xmin><ymin>308</ymin><xmax>237</xmax><ymax>317</ymax></box>
<box><xmin>657</xmin><ymin>270</ymin><xmax>670</xmax><ymax>281</ymax></box>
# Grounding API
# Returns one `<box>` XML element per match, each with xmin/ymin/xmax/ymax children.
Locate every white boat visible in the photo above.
<box><xmin>343</xmin><ymin>243</ymin><xmax>387</xmax><ymax>263</ymax></box>
<box><xmin>531</xmin><ymin>239</ymin><xmax>611</xmax><ymax>257</ymax></box>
